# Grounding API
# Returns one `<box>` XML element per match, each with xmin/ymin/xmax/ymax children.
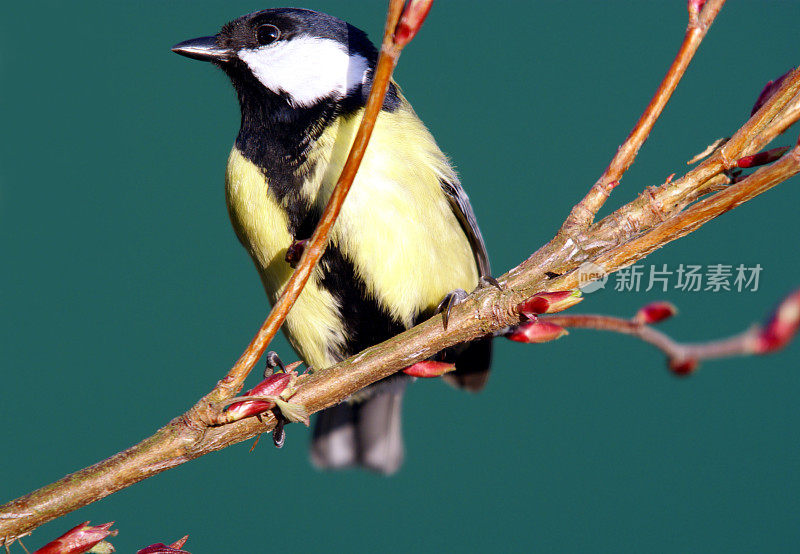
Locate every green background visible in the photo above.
<box><xmin>3</xmin><ymin>1</ymin><xmax>800</xmax><ymax>552</ymax></box>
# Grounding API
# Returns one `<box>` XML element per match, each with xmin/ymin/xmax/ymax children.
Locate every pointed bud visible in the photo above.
<box><xmin>224</xmin><ymin>368</ymin><xmax>309</xmax><ymax>426</ymax></box>
<box><xmin>225</xmin><ymin>372</ymin><xmax>292</xmax><ymax>422</ymax></box>
<box><xmin>517</xmin><ymin>290</ymin><xmax>583</xmax><ymax>318</ymax></box>
<box><xmin>137</xmin><ymin>537</ymin><xmax>190</xmax><ymax>554</ymax></box>
<box><xmin>633</xmin><ymin>301</ymin><xmax>678</xmax><ymax>325</ymax></box>
<box><xmin>137</xmin><ymin>546</ymin><xmax>188</xmax><ymax>554</ymax></box>
<box><xmin>393</xmin><ymin>0</ymin><xmax>434</xmax><ymax>48</ymax></box>
<box><xmin>753</xmin><ymin>288</ymin><xmax>800</xmax><ymax>354</ymax></box>
<box><xmin>688</xmin><ymin>0</ymin><xmax>707</xmax><ymax>16</ymax></box>
<box><xmin>403</xmin><ymin>360</ymin><xmax>456</xmax><ymax>378</ymax></box>
<box><xmin>669</xmin><ymin>357</ymin><xmax>698</xmax><ymax>376</ymax></box>
<box><xmin>33</xmin><ymin>522</ymin><xmax>117</xmax><ymax>554</ymax></box>
<box><xmin>171</xmin><ymin>537</ymin><xmax>189</xmax><ymax>549</ymax></box>
<box><xmin>751</xmin><ymin>69</ymin><xmax>793</xmax><ymax>116</ymax></box>
<box><xmin>736</xmin><ymin>146</ymin><xmax>790</xmax><ymax>168</ymax></box>
<box><xmin>506</xmin><ymin>320</ymin><xmax>568</xmax><ymax>343</ymax></box>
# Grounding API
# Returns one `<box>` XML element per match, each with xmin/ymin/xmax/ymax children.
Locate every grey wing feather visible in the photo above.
<box><xmin>440</xmin><ymin>177</ymin><xmax>491</xmax><ymax>278</ymax></box>
<box><xmin>439</xmin><ymin>176</ymin><xmax>493</xmax><ymax>392</ymax></box>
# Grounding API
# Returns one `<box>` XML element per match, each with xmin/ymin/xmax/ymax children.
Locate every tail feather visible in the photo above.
<box><xmin>311</xmin><ymin>337</ymin><xmax>492</xmax><ymax>474</ymax></box>
<box><xmin>310</xmin><ymin>390</ymin><xmax>405</xmax><ymax>475</ymax></box>
<box><xmin>310</xmin><ymin>401</ymin><xmax>358</xmax><ymax>470</ymax></box>
<box><xmin>357</xmin><ymin>391</ymin><xmax>404</xmax><ymax>475</ymax></box>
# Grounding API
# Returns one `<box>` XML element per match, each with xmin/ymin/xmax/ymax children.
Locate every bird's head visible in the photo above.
<box><xmin>172</xmin><ymin>8</ymin><xmax>378</xmax><ymax>109</ymax></box>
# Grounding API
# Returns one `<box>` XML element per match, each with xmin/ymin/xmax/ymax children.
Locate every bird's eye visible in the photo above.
<box><xmin>255</xmin><ymin>24</ymin><xmax>280</xmax><ymax>46</ymax></box>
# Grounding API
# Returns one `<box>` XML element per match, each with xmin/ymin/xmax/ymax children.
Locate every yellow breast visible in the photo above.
<box><xmin>305</xmin><ymin>102</ymin><xmax>479</xmax><ymax>326</ymax></box>
<box><xmin>225</xmin><ymin>99</ymin><xmax>479</xmax><ymax>369</ymax></box>
<box><xmin>225</xmin><ymin>148</ymin><xmax>347</xmax><ymax>369</ymax></box>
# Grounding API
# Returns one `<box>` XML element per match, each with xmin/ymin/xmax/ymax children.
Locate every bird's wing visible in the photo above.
<box><xmin>440</xmin><ymin>177</ymin><xmax>491</xmax><ymax>278</ymax></box>
<box><xmin>439</xmin><ymin>177</ymin><xmax>493</xmax><ymax>391</ymax></box>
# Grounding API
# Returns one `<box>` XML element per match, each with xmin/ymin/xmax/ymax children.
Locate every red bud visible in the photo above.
<box><xmin>33</xmin><ymin>522</ymin><xmax>117</xmax><ymax>554</ymax></box>
<box><xmin>403</xmin><ymin>360</ymin><xmax>455</xmax><ymax>378</ymax></box>
<box><xmin>736</xmin><ymin>146</ymin><xmax>790</xmax><ymax>168</ymax></box>
<box><xmin>507</xmin><ymin>320</ymin><xmax>568</xmax><ymax>343</ymax></box>
<box><xmin>137</xmin><ymin>536</ymin><xmax>190</xmax><ymax>554</ymax></box>
<box><xmin>688</xmin><ymin>0</ymin><xmax>707</xmax><ymax>15</ymax></box>
<box><xmin>224</xmin><ymin>367</ymin><xmax>309</xmax><ymax>426</ymax></box>
<box><xmin>393</xmin><ymin>0</ymin><xmax>433</xmax><ymax>48</ymax></box>
<box><xmin>225</xmin><ymin>372</ymin><xmax>295</xmax><ymax>421</ymax></box>
<box><xmin>754</xmin><ymin>288</ymin><xmax>800</xmax><ymax>354</ymax></box>
<box><xmin>669</xmin><ymin>358</ymin><xmax>698</xmax><ymax>376</ymax></box>
<box><xmin>170</xmin><ymin>536</ymin><xmax>189</xmax><ymax>549</ymax></box>
<box><xmin>518</xmin><ymin>290</ymin><xmax>583</xmax><ymax>318</ymax></box>
<box><xmin>633</xmin><ymin>301</ymin><xmax>678</xmax><ymax>325</ymax></box>
<box><xmin>751</xmin><ymin>69</ymin><xmax>793</xmax><ymax>116</ymax></box>
<box><xmin>137</xmin><ymin>546</ymin><xmax>187</xmax><ymax>554</ymax></box>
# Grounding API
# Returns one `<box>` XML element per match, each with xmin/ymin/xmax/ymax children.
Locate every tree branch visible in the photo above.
<box><xmin>566</xmin><ymin>64</ymin><xmax>800</xmax><ymax>261</ymax></box>
<box><xmin>544</xmin><ymin>286</ymin><xmax>800</xmax><ymax>375</ymax></box>
<box><xmin>2</xmin><ymin>0</ymin><xmax>799</xmax><ymax>546</ymax></box>
<box><xmin>545</xmin><ymin>315</ymin><xmax>755</xmax><ymax>374</ymax></box>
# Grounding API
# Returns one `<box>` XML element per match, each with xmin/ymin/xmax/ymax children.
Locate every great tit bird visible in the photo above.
<box><xmin>173</xmin><ymin>7</ymin><xmax>492</xmax><ymax>474</ymax></box>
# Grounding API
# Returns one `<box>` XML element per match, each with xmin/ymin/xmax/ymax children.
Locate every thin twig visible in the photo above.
<box><xmin>582</xmin><ymin>65</ymin><xmax>800</xmax><ymax>257</ymax></box>
<box><xmin>561</xmin><ymin>0</ymin><xmax>726</xmax><ymax>235</ymax></box>
<box><xmin>588</xmin><ymin>139</ymin><xmax>800</xmax><ymax>274</ymax></box>
<box><xmin>543</xmin><ymin>314</ymin><xmax>759</xmax><ymax>368</ymax></box>
<box><xmin>543</xmin><ymin>286</ymin><xmax>800</xmax><ymax>373</ymax></box>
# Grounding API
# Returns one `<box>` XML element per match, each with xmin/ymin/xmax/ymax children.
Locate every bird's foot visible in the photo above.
<box><xmin>480</xmin><ymin>275</ymin><xmax>503</xmax><ymax>291</ymax></box>
<box><xmin>272</xmin><ymin>413</ymin><xmax>286</xmax><ymax>448</ymax></box>
<box><xmin>221</xmin><ymin>352</ymin><xmax>309</xmax><ymax>450</ymax></box>
<box><xmin>264</xmin><ymin>351</ymin><xmax>289</xmax><ymax>447</ymax></box>
<box><xmin>435</xmin><ymin>288</ymin><xmax>468</xmax><ymax>330</ymax></box>
<box><xmin>264</xmin><ymin>350</ymin><xmax>286</xmax><ymax>377</ymax></box>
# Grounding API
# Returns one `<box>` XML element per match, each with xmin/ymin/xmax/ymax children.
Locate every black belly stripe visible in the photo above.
<box><xmin>293</xmin><ymin>206</ymin><xmax>323</xmax><ymax>242</ymax></box>
<box><xmin>318</xmin><ymin>244</ymin><xmax>407</xmax><ymax>361</ymax></box>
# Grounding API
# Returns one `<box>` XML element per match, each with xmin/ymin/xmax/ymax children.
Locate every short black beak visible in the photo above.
<box><xmin>171</xmin><ymin>36</ymin><xmax>232</xmax><ymax>62</ymax></box>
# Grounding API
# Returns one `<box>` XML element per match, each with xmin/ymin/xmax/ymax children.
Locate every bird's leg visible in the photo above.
<box><xmin>263</xmin><ymin>351</ymin><xmax>288</xmax><ymax>446</ymax></box>
<box><xmin>264</xmin><ymin>350</ymin><xmax>300</xmax><ymax>448</ymax></box>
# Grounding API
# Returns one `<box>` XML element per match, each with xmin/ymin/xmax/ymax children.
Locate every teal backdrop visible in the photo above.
<box><xmin>2</xmin><ymin>1</ymin><xmax>799</xmax><ymax>552</ymax></box>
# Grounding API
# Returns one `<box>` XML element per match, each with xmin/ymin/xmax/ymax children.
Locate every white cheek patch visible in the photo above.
<box><xmin>238</xmin><ymin>36</ymin><xmax>369</xmax><ymax>108</ymax></box>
